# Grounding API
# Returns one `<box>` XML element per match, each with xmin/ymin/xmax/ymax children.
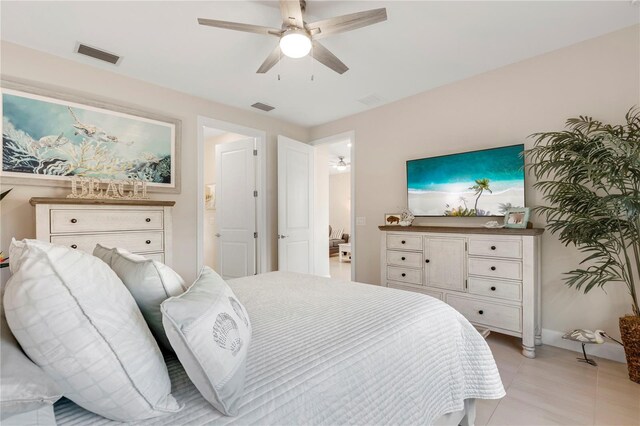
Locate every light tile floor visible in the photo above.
<box><xmin>482</xmin><ymin>333</ymin><xmax>640</xmax><ymax>426</ymax></box>
<box><xmin>329</xmin><ymin>255</ymin><xmax>351</xmax><ymax>281</ymax></box>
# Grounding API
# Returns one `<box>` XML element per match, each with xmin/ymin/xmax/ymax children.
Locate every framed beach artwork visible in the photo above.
<box><xmin>406</xmin><ymin>144</ymin><xmax>525</xmax><ymax>217</ymax></box>
<box><xmin>1</xmin><ymin>80</ymin><xmax>181</xmax><ymax>192</ymax></box>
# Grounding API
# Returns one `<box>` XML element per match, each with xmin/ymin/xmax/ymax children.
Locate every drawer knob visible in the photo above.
<box><xmin>71</xmin><ymin>244</ymin><xmax>77</xmax><ymax>249</ymax></box>
<box><xmin>70</xmin><ymin>218</ymin><xmax>77</xmax><ymax>224</ymax></box>
<box><xmin>490</xmin><ymin>266</ymin><xmax>496</xmax><ymax>271</ymax></box>
<box><xmin>146</xmin><ymin>240</ymin><xmax>151</xmax><ymax>244</ymax></box>
<box><xmin>401</xmin><ymin>273</ymin><xmax>406</xmax><ymax>277</ymax></box>
<box><xmin>401</xmin><ymin>240</ymin><xmax>406</xmax><ymax>244</ymax></box>
<box><xmin>491</xmin><ymin>286</ymin><xmax>496</xmax><ymax>291</ymax></box>
<box><xmin>145</xmin><ymin>218</ymin><xmax>151</xmax><ymax>223</ymax></box>
<box><xmin>425</xmin><ymin>259</ymin><xmax>430</xmax><ymax>263</ymax></box>
<box><xmin>478</xmin><ymin>310</ymin><xmax>484</xmax><ymax>315</ymax></box>
<box><xmin>491</xmin><ymin>245</ymin><xmax>496</xmax><ymax>250</ymax></box>
<box><xmin>401</xmin><ymin>256</ymin><xmax>406</xmax><ymax>261</ymax></box>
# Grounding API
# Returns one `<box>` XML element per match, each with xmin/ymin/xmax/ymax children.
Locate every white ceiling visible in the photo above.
<box><xmin>1</xmin><ymin>1</ymin><xmax>638</xmax><ymax>127</ymax></box>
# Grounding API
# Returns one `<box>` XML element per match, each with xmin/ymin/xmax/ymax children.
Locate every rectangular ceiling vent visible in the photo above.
<box><xmin>357</xmin><ymin>94</ymin><xmax>384</xmax><ymax>106</ymax></box>
<box><xmin>251</xmin><ymin>102</ymin><xmax>275</xmax><ymax>112</ymax></box>
<box><xmin>76</xmin><ymin>43</ymin><xmax>121</xmax><ymax>65</ymax></box>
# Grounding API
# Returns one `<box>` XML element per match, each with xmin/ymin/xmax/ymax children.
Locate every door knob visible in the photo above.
<box><xmin>70</xmin><ymin>218</ymin><xmax>77</xmax><ymax>223</ymax></box>
<box><xmin>401</xmin><ymin>257</ymin><xmax>406</xmax><ymax>261</ymax></box>
<box><xmin>425</xmin><ymin>259</ymin><xmax>430</xmax><ymax>263</ymax></box>
<box><xmin>215</xmin><ymin>233</ymin><xmax>221</xmax><ymax>237</ymax></box>
<box><xmin>490</xmin><ymin>245</ymin><xmax>496</xmax><ymax>250</ymax></box>
<box><xmin>490</xmin><ymin>286</ymin><xmax>496</xmax><ymax>291</ymax></box>
<box><xmin>401</xmin><ymin>273</ymin><xmax>406</xmax><ymax>277</ymax></box>
<box><xmin>478</xmin><ymin>310</ymin><xmax>484</xmax><ymax>315</ymax></box>
<box><xmin>70</xmin><ymin>244</ymin><xmax>77</xmax><ymax>249</ymax></box>
<box><xmin>279</xmin><ymin>235</ymin><xmax>288</xmax><ymax>239</ymax></box>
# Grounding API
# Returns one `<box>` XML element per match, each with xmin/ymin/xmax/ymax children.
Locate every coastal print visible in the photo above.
<box><xmin>407</xmin><ymin>144</ymin><xmax>525</xmax><ymax>217</ymax></box>
<box><xmin>2</xmin><ymin>89</ymin><xmax>176</xmax><ymax>188</ymax></box>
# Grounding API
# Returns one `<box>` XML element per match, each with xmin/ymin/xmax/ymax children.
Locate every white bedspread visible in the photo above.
<box><xmin>55</xmin><ymin>272</ymin><xmax>505</xmax><ymax>425</ymax></box>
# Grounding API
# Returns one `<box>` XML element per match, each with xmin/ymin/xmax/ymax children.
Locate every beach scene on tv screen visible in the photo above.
<box><xmin>407</xmin><ymin>144</ymin><xmax>525</xmax><ymax>217</ymax></box>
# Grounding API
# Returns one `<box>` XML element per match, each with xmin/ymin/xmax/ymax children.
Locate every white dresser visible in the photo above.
<box><xmin>380</xmin><ymin>225</ymin><xmax>543</xmax><ymax>358</ymax></box>
<box><xmin>30</xmin><ymin>198</ymin><xmax>175</xmax><ymax>266</ymax></box>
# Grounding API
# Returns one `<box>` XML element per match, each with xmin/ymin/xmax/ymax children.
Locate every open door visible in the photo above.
<box><xmin>277</xmin><ymin>136</ymin><xmax>315</xmax><ymax>274</ymax></box>
<box><xmin>215</xmin><ymin>138</ymin><xmax>257</xmax><ymax>279</ymax></box>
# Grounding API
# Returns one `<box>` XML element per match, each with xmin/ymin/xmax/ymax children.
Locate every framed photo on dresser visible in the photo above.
<box><xmin>1</xmin><ymin>79</ymin><xmax>181</xmax><ymax>193</ymax></box>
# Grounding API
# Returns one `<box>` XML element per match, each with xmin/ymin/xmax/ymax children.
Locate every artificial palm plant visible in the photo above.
<box><xmin>526</xmin><ymin>108</ymin><xmax>639</xmax><ymax>382</ymax></box>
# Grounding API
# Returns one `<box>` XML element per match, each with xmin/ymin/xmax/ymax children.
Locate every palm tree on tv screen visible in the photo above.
<box><xmin>470</xmin><ymin>178</ymin><xmax>492</xmax><ymax>214</ymax></box>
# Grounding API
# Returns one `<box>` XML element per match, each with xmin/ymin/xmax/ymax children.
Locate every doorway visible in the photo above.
<box><xmin>310</xmin><ymin>132</ymin><xmax>355</xmax><ymax>281</ymax></box>
<box><xmin>196</xmin><ymin>117</ymin><xmax>267</xmax><ymax>279</ymax></box>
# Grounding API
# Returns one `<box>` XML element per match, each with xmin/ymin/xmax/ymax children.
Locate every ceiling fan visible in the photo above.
<box><xmin>198</xmin><ymin>0</ymin><xmax>387</xmax><ymax>75</ymax></box>
<box><xmin>330</xmin><ymin>156</ymin><xmax>350</xmax><ymax>171</ymax></box>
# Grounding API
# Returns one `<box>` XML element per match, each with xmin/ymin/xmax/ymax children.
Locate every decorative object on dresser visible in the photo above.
<box><xmin>384</xmin><ymin>213</ymin><xmax>401</xmax><ymax>225</ymax></box>
<box><xmin>68</xmin><ymin>177</ymin><xmax>150</xmax><ymax>200</ymax></box>
<box><xmin>1</xmin><ymin>79</ymin><xmax>181</xmax><ymax>192</ymax></box>
<box><xmin>379</xmin><ymin>225</ymin><xmax>544</xmax><ymax>358</ymax></box>
<box><xmin>29</xmin><ymin>197</ymin><xmax>175</xmax><ymax>266</ymax></box>
<box><xmin>504</xmin><ymin>207</ymin><xmax>530</xmax><ymax>229</ymax></box>
<box><xmin>399</xmin><ymin>207</ymin><xmax>415</xmax><ymax>226</ymax></box>
<box><xmin>527</xmin><ymin>108</ymin><xmax>639</xmax><ymax>382</ymax></box>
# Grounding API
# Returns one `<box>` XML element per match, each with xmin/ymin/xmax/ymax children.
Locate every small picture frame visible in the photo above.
<box><xmin>504</xmin><ymin>207</ymin><xmax>530</xmax><ymax>229</ymax></box>
<box><xmin>205</xmin><ymin>184</ymin><xmax>216</xmax><ymax>210</ymax></box>
<box><xmin>384</xmin><ymin>213</ymin><xmax>402</xmax><ymax>226</ymax></box>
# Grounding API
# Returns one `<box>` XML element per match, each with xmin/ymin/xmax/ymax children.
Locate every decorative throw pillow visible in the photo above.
<box><xmin>3</xmin><ymin>239</ymin><xmax>181</xmax><ymax>422</ymax></box>
<box><xmin>161</xmin><ymin>267</ymin><xmax>251</xmax><ymax>416</ymax></box>
<box><xmin>93</xmin><ymin>244</ymin><xmax>186</xmax><ymax>350</ymax></box>
<box><xmin>0</xmin><ymin>304</ymin><xmax>62</xmax><ymax>422</ymax></box>
<box><xmin>330</xmin><ymin>227</ymin><xmax>344</xmax><ymax>240</ymax></box>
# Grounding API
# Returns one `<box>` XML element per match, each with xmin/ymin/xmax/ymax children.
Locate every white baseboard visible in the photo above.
<box><xmin>542</xmin><ymin>328</ymin><xmax>626</xmax><ymax>363</ymax></box>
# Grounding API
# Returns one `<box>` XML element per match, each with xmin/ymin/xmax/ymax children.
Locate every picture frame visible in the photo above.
<box><xmin>504</xmin><ymin>207</ymin><xmax>530</xmax><ymax>229</ymax></box>
<box><xmin>205</xmin><ymin>184</ymin><xmax>216</xmax><ymax>210</ymax></box>
<box><xmin>1</xmin><ymin>79</ymin><xmax>181</xmax><ymax>193</ymax></box>
<box><xmin>384</xmin><ymin>213</ymin><xmax>402</xmax><ymax>226</ymax></box>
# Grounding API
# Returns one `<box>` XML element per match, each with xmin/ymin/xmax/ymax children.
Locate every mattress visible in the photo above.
<box><xmin>55</xmin><ymin>272</ymin><xmax>505</xmax><ymax>425</ymax></box>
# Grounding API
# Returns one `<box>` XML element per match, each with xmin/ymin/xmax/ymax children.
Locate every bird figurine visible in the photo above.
<box><xmin>562</xmin><ymin>329</ymin><xmax>606</xmax><ymax>366</ymax></box>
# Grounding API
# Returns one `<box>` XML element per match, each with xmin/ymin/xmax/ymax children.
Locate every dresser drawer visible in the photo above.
<box><xmin>468</xmin><ymin>258</ymin><xmax>522</xmax><ymax>280</ymax></box>
<box><xmin>446</xmin><ymin>294</ymin><xmax>522</xmax><ymax>332</ymax></box>
<box><xmin>387</xmin><ymin>266</ymin><xmax>422</xmax><ymax>285</ymax></box>
<box><xmin>387</xmin><ymin>250</ymin><xmax>423</xmax><ymax>268</ymax></box>
<box><xmin>468</xmin><ymin>237</ymin><xmax>522</xmax><ymax>259</ymax></box>
<box><xmin>388</xmin><ymin>283</ymin><xmax>443</xmax><ymax>301</ymax></box>
<box><xmin>386</xmin><ymin>234</ymin><xmax>422</xmax><ymax>251</ymax></box>
<box><xmin>468</xmin><ymin>277</ymin><xmax>522</xmax><ymax>302</ymax></box>
<box><xmin>51</xmin><ymin>231</ymin><xmax>164</xmax><ymax>254</ymax></box>
<box><xmin>50</xmin><ymin>209</ymin><xmax>163</xmax><ymax>234</ymax></box>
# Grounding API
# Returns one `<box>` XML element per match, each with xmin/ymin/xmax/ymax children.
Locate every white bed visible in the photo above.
<box><xmin>54</xmin><ymin>272</ymin><xmax>505</xmax><ymax>425</ymax></box>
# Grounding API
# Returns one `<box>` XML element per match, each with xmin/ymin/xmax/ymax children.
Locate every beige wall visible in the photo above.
<box><xmin>0</xmin><ymin>41</ymin><xmax>308</xmax><ymax>285</ymax></box>
<box><xmin>203</xmin><ymin>132</ymin><xmax>247</xmax><ymax>270</ymax></box>
<box><xmin>329</xmin><ymin>173</ymin><xmax>351</xmax><ymax>236</ymax></box>
<box><xmin>309</xmin><ymin>25</ymin><xmax>640</xmax><ymax>340</ymax></box>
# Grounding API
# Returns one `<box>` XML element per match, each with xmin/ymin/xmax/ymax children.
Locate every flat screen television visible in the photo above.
<box><xmin>407</xmin><ymin>144</ymin><xmax>525</xmax><ymax>217</ymax></box>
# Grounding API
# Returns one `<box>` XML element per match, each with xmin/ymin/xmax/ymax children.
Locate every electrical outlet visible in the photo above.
<box><xmin>356</xmin><ymin>217</ymin><xmax>366</xmax><ymax>226</ymax></box>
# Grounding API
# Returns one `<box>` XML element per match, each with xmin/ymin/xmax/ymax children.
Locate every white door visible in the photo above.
<box><xmin>277</xmin><ymin>136</ymin><xmax>314</xmax><ymax>274</ymax></box>
<box><xmin>215</xmin><ymin>138</ymin><xmax>256</xmax><ymax>279</ymax></box>
<box><xmin>424</xmin><ymin>237</ymin><xmax>466</xmax><ymax>291</ymax></box>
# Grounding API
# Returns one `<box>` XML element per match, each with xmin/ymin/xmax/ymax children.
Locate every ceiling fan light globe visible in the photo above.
<box><xmin>280</xmin><ymin>31</ymin><xmax>312</xmax><ymax>58</ymax></box>
<box><xmin>336</xmin><ymin>164</ymin><xmax>347</xmax><ymax>172</ymax></box>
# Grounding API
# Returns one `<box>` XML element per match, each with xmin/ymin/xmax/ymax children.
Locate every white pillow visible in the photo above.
<box><xmin>161</xmin><ymin>267</ymin><xmax>251</xmax><ymax>416</ymax></box>
<box><xmin>3</xmin><ymin>239</ymin><xmax>181</xmax><ymax>422</ymax></box>
<box><xmin>93</xmin><ymin>244</ymin><xmax>186</xmax><ymax>350</ymax></box>
<box><xmin>0</xmin><ymin>306</ymin><xmax>62</xmax><ymax>421</ymax></box>
<box><xmin>330</xmin><ymin>227</ymin><xmax>344</xmax><ymax>239</ymax></box>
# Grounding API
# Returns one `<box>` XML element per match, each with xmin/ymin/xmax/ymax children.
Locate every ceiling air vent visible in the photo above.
<box><xmin>251</xmin><ymin>102</ymin><xmax>275</xmax><ymax>112</ymax></box>
<box><xmin>357</xmin><ymin>94</ymin><xmax>384</xmax><ymax>106</ymax></box>
<box><xmin>76</xmin><ymin>43</ymin><xmax>121</xmax><ymax>65</ymax></box>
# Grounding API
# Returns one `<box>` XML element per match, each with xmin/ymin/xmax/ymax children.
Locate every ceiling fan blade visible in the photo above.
<box><xmin>257</xmin><ymin>45</ymin><xmax>282</xmax><ymax>74</ymax></box>
<box><xmin>198</xmin><ymin>18</ymin><xmax>282</xmax><ymax>36</ymax></box>
<box><xmin>279</xmin><ymin>0</ymin><xmax>304</xmax><ymax>28</ymax></box>
<box><xmin>311</xmin><ymin>41</ymin><xmax>348</xmax><ymax>74</ymax></box>
<box><xmin>308</xmin><ymin>8</ymin><xmax>387</xmax><ymax>40</ymax></box>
